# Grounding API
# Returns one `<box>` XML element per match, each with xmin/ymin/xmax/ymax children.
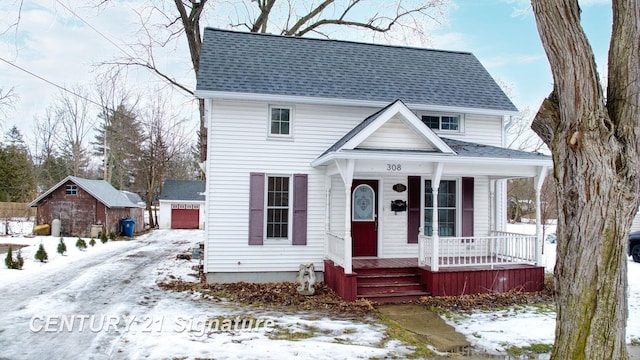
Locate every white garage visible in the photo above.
<box><xmin>158</xmin><ymin>180</ymin><xmax>205</xmax><ymax>229</ymax></box>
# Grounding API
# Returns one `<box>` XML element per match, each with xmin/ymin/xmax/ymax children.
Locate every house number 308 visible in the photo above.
<box><xmin>387</xmin><ymin>164</ymin><xmax>402</xmax><ymax>171</ymax></box>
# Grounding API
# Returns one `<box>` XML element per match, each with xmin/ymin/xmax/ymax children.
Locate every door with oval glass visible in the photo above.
<box><xmin>351</xmin><ymin>180</ymin><xmax>378</xmax><ymax>257</ymax></box>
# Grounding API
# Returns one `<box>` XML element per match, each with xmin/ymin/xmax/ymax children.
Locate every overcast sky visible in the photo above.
<box><xmin>0</xmin><ymin>0</ymin><xmax>612</xmax><ymax>150</ymax></box>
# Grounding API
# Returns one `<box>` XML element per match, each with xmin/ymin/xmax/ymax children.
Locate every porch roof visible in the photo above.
<box><xmin>312</xmin><ymin>131</ymin><xmax>551</xmax><ymax>168</ymax></box>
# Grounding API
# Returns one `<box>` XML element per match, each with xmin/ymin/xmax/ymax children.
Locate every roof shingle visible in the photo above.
<box><xmin>196</xmin><ymin>28</ymin><xmax>518</xmax><ymax>112</ymax></box>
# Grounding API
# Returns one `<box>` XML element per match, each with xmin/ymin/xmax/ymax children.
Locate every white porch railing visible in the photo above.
<box><xmin>419</xmin><ymin>231</ymin><xmax>537</xmax><ymax>270</ymax></box>
<box><xmin>326</xmin><ymin>232</ymin><xmax>345</xmax><ymax>267</ymax></box>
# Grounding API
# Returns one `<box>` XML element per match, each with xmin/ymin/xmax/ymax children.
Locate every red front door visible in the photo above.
<box><xmin>352</xmin><ymin>180</ymin><xmax>378</xmax><ymax>257</ymax></box>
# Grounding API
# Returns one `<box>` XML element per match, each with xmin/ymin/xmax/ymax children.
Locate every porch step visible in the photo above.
<box><xmin>358</xmin><ymin>291</ymin><xmax>431</xmax><ymax>304</ymax></box>
<box><xmin>355</xmin><ymin>267</ymin><xmax>430</xmax><ymax>303</ymax></box>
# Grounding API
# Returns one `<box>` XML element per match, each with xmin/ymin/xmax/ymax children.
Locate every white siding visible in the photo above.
<box><xmin>205</xmin><ymin>99</ymin><xmax>509</xmax><ymax>273</ymax></box>
<box><xmin>441</xmin><ymin>114</ymin><xmax>503</xmax><ymax>146</ymax></box>
<box><xmin>158</xmin><ymin>201</ymin><xmax>172</xmax><ymax>229</ymax></box>
<box><xmin>206</xmin><ymin>101</ymin><xmax>377</xmax><ymax>273</ymax></box>
<box><xmin>379</xmin><ymin>174</ymin><xmax>416</xmax><ymax>258</ymax></box>
<box><xmin>358</xmin><ymin>116</ymin><xmax>435</xmax><ymax>150</ymax></box>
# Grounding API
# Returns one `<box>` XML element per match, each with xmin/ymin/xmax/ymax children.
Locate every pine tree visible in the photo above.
<box><xmin>15</xmin><ymin>250</ymin><xmax>23</xmax><ymax>269</ymax></box>
<box><xmin>57</xmin><ymin>237</ymin><xmax>67</xmax><ymax>255</ymax></box>
<box><xmin>34</xmin><ymin>244</ymin><xmax>48</xmax><ymax>263</ymax></box>
<box><xmin>4</xmin><ymin>244</ymin><xmax>13</xmax><ymax>269</ymax></box>
<box><xmin>89</xmin><ymin>238</ymin><xmax>96</xmax><ymax>247</ymax></box>
<box><xmin>100</xmin><ymin>231</ymin><xmax>108</xmax><ymax>244</ymax></box>
<box><xmin>75</xmin><ymin>238</ymin><xmax>87</xmax><ymax>250</ymax></box>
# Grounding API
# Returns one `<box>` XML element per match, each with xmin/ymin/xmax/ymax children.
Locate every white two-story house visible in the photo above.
<box><xmin>195</xmin><ymin>28</ymin><xmax>552</xmax><ymax>302</ymax></box>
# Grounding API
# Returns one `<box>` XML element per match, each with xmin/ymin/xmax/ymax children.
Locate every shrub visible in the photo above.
<box><xmin>109</xmin><ymin>231</ymin><xmax>117</xmax><ymax>241</ymax></box>
<box><xmin>57</xmin><ymin>237</ymin><xmax>67</xmax><ymax>255</ymax></box>
<box><xmin>100</xmin><ymin>231</ymin><xmax>108</xmax><ymax>244</ymax></box>
<box><xmin>4</xmin><ymin>245</ymin><xmax>24</xmax><ymax>270</ymax></box>
<box><xmin>89</xmin><ymin>238</ymin><xmax>96</xmax><ymax>247</ymax></box>
<box><xmin>34</xmin><ymin>244</ymin><xmax>48</xmax><ymax>263</ymax></box>
<box><xmin>15</xmin><ymin>250</ymin><xmax>24</xmax><ymax>269</ymax></box>
<box><xmin>5</xmin><ymin>244</ymin><xmax>13</xmax><ymax>269</ymax></box>
<box><xmin>75</xmin><ymin>238</ymin><xmax>87</xmax><ymax>251</ymax></box>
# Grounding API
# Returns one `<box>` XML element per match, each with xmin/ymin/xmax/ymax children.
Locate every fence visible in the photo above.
<box><xmin>0</xmin><ymin>202</ymin><xmax>36</xmax><ymax>219</ymax></box>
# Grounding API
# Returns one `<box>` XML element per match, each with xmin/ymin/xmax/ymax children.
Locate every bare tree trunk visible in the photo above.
<box><xmin>531</xmin><ymin>1</ymin><xmax>640</xmax><ymax>359</ymax></box>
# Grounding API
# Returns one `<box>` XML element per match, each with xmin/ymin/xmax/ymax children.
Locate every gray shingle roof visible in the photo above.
<box><xmin>159</xmin><ymin>180</ymin><xmax>205</xmax><ymax>201</ymax></box>
<box><xmin>196</xmin><ymin>28</ymin><xmax>518</xmax><ymax>112</ymax></box>
<box><xmin>29</xmin><ymin>176</ymin><xmax>138</xmax><ymax>208</ymax></box>
<box><xmin>440</xmin><ymin>138</ymin><xmax>550</xmax><ymax>160</ymax></box>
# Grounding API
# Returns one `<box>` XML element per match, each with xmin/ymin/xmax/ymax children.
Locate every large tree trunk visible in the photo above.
<box><xmin>530</xmin><ymin>1</ymin><xmax>640</xmax><ymax>359</ymax></box>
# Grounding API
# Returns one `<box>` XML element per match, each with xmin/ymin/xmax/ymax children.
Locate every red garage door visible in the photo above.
<box><xmin>171</xmin><ymin>204</ymin><xmax>200</xmax><ymax>229</ymax></box>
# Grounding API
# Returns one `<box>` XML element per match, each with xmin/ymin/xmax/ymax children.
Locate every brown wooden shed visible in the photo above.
<box><xmin>28</xmin><ymin>176</ymin><xmax>145</xmax><ymax>237</ymax></box>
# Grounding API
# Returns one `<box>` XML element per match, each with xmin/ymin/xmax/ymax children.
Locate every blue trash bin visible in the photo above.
<box><xmin>120</xmin><ymin>218</ymin><xmax>136</xmax><ymax>237</ymax></box>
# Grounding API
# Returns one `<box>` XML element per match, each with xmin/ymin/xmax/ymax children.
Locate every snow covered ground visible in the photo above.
<box><xmin>1</xmin><ymin>222</ymin><xmax>640</xmax><ymax>359</ymax></box>
<box><xmin>0</xmin><ymin>228</ymin><xmax>409</xmax><ymax>359</ymax></box>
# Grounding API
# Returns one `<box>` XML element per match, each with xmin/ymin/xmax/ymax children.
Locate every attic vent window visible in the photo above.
<box><xmin>421</xmin><ymin>115</ymin><xmax>460</xmax><ymax>131</ymax></box>
<box><xmin>66</xmin><ymin>185</ymin><xmax>77</xmax><ymax>195</ymax></box>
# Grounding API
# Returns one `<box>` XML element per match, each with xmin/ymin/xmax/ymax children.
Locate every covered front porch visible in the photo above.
<box><xmin>311</xmin><ymin>100</ymin><xmax>551</xmax><ymax>302</ymax></box>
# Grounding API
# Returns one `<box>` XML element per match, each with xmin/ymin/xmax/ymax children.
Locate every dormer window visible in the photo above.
<box><xmin>66</xmin><ymin>185</ymin><xmax>77</xmax><ymax>195</ymax></box>
<box><xmin>421</xmin><ymin>115</ymin><xmax>461</xmax><ymax>131</ymax></box>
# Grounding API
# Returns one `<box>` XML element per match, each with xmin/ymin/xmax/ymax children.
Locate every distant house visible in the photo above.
<box><xmin>195</xmin><ymin>29</ymin><xmax>552</xmax><ymax>302</ymax></box>
<box><xmin>28</xmin><ymin>176</ymin><xmax>145</xmax><ymax>237</ymax></box>
<box><xmin>158</xmin><ymin>180</ymin><xmax>205</xmax><ymax>229</ymax></box>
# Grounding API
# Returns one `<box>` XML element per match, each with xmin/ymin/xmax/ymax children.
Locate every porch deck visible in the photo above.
<box><xmin>325</xmin><ymin>257</ymin><xmax>545</xmax><ymax>302</ymax></box>
<box><xmin>352</xmin><ymin>257</ymin><xmax>539</xmax><ymax>271</ymax></box>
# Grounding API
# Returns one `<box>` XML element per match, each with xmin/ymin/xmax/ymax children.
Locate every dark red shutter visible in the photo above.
<box><xmin>248</xmin><ymin>172</ymin><xmax>265</xmax><ymax>245</ymax></box>
<box><xmin>461</xmin><ymin>177</ymin><xmax>474</xmax><ymax>237</ymax></box>
<box><xmin>292</xmin><ymin>174</ymin><xmax>308</xmax><ymax>245</ymax></box>
<box><xmin>407</xmin><ymin>176</ymin><xmax>421</xmax><ymax>243</ymax></box>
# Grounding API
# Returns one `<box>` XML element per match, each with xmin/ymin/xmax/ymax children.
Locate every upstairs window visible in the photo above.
<box><xmin>421</xmin><ymin>115</ymin><xmax>460</xmax><ymax>131</ymax></box>
<box><xmin>65</xmin><ymin>185</ymin><xmax>77</xmax><ymax>195</ymax></box>
<box><xmin>269</xmin><ymin>106</ymin><xmax>292</xmax><ymax>137</ymax></box>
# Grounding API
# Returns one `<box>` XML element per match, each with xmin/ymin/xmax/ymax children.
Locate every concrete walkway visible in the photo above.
<box><xmin>378</xmin><ymin>303</ymin><xmax>470</xmax><ymax>353</ymax></box>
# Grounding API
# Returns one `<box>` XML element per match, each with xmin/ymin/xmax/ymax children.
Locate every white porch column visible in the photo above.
<box><xmin>324</xmin><ymin>175</ymin><xmax>331</xmax><ymax>260</ymax></box>
<box><xmin>534</xmin><ymin>166</ymin><xmax>548</xmax><ymax>266</ymax></box>
<box><xmin>344</xmin><ymin>184</ymin><xmax>353</xmax><ymax>273</ymax></box>
<box><xmin>431</xmin><ymin>163</ymin><xmax>444</xmax><ymax>271</ymax></box>
<box><xmin>335</xmin><ymin>159</ymin><xmax>355</xmax><ymax>274</ymax></box>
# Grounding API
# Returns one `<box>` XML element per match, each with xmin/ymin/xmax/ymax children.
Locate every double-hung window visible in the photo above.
<box><xmin>421</xmin><ymin>115</ymin><xmax>461</xmax><ymax>131</ymax></box>
<box><xmin>269</xmin><ymin>106</ymin><xmax>292</xmax><ymax>137</ymax></box>
<box><xmin>424</xmin><ymin>180</ymin><xmax>457</xmax><ymax>236</ymax></box>
<box><xmin>249</xmin><ymin>173</ymin><xmax>307</xmax><ymax>245</ymax></box>
<box><xmin>266</xmin><ymin>176</ymin><xmax>290</xmax><ymax>239</ymax></box>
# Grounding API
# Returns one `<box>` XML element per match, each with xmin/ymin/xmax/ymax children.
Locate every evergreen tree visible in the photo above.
<box><xmin>93</xmin><ymin>104</ymin><xmax>142</xmax><ymax>190</ymax></box>
<box><xmin>4</xmin><ymin>245</ymin><xmax>24</xmax><ymax>270</ymax></box>
<box><xmin>4</xmin><ymin>244</ymin><xmax>13</xmax><ymax>269</ymax></box>
<box><xmin>100</xmin><ymin>231</ymin><xmax>108</xmax><ymax>244</ymax></box>
<box><xmin>75</xmin><ymin>238</ymin><xmax>87</xmax><ymax>250</ymax></box>
<box><xmin>34</xmin><ymin>244</ymin><xmax>48</xmax><ymax>262</ymax></box>
<box><xmin>57</xmin><ymin>237</ymin><xmax>67</xmax><ymax>255</ymax></box>
<box><xmin>89</xmin><ymin>238</ymin><xmax>96</xmax><ymax>247</ymax></box>
<box><xmin>0</xmin><ymin>126</ymin><xmax>35</xmax><ymax>202</ymax></box>
<box><xmin>15</xmin><ymin>250</ymin><xmax>23</xmax><ymax>269</ymax></box>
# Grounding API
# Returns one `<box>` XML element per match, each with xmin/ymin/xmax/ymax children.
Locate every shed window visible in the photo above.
<box><xmin>66</xmin><ymin>185</ymin><xmax>77</xmax><ymax>195</ymax></box>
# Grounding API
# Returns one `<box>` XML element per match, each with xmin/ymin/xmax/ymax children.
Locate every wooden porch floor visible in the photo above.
<box><xmin>352</xmin><ymin>257</ymin><xmax>539</xmax><ymax>272</ymax></box>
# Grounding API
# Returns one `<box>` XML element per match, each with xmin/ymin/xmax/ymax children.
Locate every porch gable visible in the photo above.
<box><xmin>318</xmin><ymin>100</ymin><xmax>455</xmax><ymax>160</ymax></box>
